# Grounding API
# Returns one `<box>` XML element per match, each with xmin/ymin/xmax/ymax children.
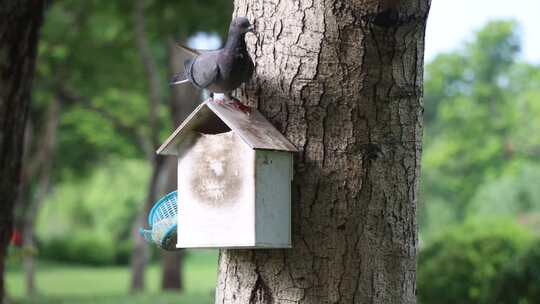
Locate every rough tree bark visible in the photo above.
<box><xmin>0</xmin><ymin>1</ymin><xmax>45</xmax><ymax>302</ymax></box>
<box><xmin>158</xmin><ymin>40</ymin><xmax>201</xmax><ymax>291</ymax></box>
<box><xmin>216</xmin><ymin>0</ymin><xmax>429</xmax><ymax>303</ymax></box>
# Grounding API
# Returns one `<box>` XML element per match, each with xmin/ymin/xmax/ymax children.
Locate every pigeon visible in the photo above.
<box><xmin>170</xmin><ymin>17</ymin><xmax>255</xmax><ymax>112</ymax></box>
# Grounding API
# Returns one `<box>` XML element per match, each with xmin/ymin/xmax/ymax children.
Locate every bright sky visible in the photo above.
<box><xmin>188</xmin><ymin>32</ymin><xmax>221</xmax><ymax>50</ymax></box>
<box><xmin>425</xmin><ymin>0</ymin><xmax>540</xmax><ymax>63</ymax></box>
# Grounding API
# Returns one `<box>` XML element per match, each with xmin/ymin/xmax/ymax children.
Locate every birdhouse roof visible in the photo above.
<box><xmin>157</xmin><ymin>100</ymin><xmax>298</xmax><ymax>155</ymax></box>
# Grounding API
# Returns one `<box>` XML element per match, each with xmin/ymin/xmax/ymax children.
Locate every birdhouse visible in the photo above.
<box><xmin>157</xmin><ymin>100</ymin><xmax>297</xmax><ymax>249</ymax></box>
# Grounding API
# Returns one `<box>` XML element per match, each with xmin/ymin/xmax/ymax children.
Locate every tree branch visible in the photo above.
<box><xmin>56</xmin><ymin>86</ymin><xmax>153</xmax><ymax>157</ymax></box>
<box><xmin>134</xmin><ymin>0</ymin><xmax>162</xmax><ymax>149</ymax></box>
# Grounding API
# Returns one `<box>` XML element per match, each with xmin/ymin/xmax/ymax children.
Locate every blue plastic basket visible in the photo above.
<box><xmin>139</xmin><ymin>191</ymin><xmax>178</xmax><ymax>251</ymax></box>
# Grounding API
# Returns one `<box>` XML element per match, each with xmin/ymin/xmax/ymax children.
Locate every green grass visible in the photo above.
<box><xmin>5</xmin><ymin>250</ymin><xmax>218</xmax><ymax>304</ymax></box>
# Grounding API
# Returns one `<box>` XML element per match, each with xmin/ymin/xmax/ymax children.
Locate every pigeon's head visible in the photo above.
<box><xmin>230</xmin><ymin>17</ymin><xmax>255</xmax><ymax>35</ymax></box>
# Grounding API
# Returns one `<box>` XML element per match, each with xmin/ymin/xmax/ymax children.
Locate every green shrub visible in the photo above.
<box><xmin>490</xmin><ymin>240</ymin><xmax>540</xmax><ymax>304</ymax></box>
<box><xmin>40</xmin><ymin>238</ymin><xmax>68</xmax><ymax>261</ymax></box>
<box><xmin>37</xmin><ymin>159</ymin><xmax>148</xmax><ymax>253</ymax></box>
<box><xmin>36</xmin><ymin>159</ymin><xmax>149</xmax><ymax>266</ymax></box>
<box><xmin>41</xmin><ymin>233</ymin><xmax>116</xmax><ymax>266</ymax></box>
<box><xmin>114</xmin><ymin>239</ymin><xmax>132</xmax><ymax>265</ymax></box>
<box><xmin>67</xmin><ymin>233</ymin><xmax>115</xmax><ymax>265</ymax></box>
<box><xmin>418</xmin><ymin>217</ymin><xmax>532</xmax><ymax>304</ymax></box>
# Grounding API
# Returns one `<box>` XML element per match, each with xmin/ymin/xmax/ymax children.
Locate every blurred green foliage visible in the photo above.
<box><xmin>467</xmin><ymin>163</ymin><xmax>540</xmax><ymax>218</ymax></box>
<box><xmin>22</xmin><ymin>0</ymin><xmax>231</xmax><ymax>268</ymax></box>
<box><xmin>10</xmin><ymin>293</ymin><xmax>212</xmax><ymax>304</ymax></box>
<box><xmin>491</xmin><ymin>240</ymin><xmax>540</xmax><ymax>304</ymax></box>
<box><xmin>34</xmin><ymin>159</ymin><xmax>149</xmax><ymax>265</ymax></box>
<box><xmin>417</xmin><ymin>218</ymin><xmax>533</xmax><ymax>304</ymax></box>
<box><xmin>34</xmin><ymin>1</ymin><xmax>148</xmax><ymax>177</ymax></box>
<box><xmin>31</xmin><ymin>0</ymin><xmax>231</xmax><ymax>180</ymax></box>
<box><xmin>420</xmin><ymin>20</ymin><xmax>540</xmax><ymax>239</ymax></box>
<box><xmin>37</xmin><ymin>159</ymin><xmax>149</xmax><ymax>240</ymax></box>
<box><xmin>419</xmin><ymin>19</ymin><xmax>540</xmax><ymax>303</ymax></box>
<box><xmin>41</xmin><ymin>234</ymin><xmax>116</xmax><ymax>266</ymax></box>
<box><xmin>6</xmin><ymin>250</ymin><xmax>218</xmax><ymax>304</ymax></box>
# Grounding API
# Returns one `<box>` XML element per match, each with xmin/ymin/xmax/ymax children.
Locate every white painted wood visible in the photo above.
<box><xmin>175</xmin><ymin>131</ymin><xmax>293</xmax><ymax>249</ymax></box>
<box><xmin>254</xmin><ymin>150</ymin><xmax>293</xmax><ymax>248</ymax></box>
<box><xmin>159</xmin><ymin>99</ymin><xmax>296</xmax><ymax>249</ymax></box>
<box><xmin>176</xmin><ymin>131</ymin><xmax>256</xmax><ymax>248</ymax></box>
<box><xmin>157</xmin><ymin>99</ymin><xmax>298</xmax><ymax>156</ymax></box>
<box><xmin>206</xmin><ymin>101</ymin><xmax>298</xmax><ymax>152</ymax></box>
<box><xmin>158</xmin><ymin>103</ymin><xmax>230</xmax><ymax>155</ymax></box>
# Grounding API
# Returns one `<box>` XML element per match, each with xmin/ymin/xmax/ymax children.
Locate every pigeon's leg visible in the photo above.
<box><xmin>209</xmin><ymin>93</ymin><xmax>250</xmax><ymax>114</ymax></box>
<box><xmin>210</xmin><ymin>93</ymin><xmax>228</xmax><ymax>104</ymax></box>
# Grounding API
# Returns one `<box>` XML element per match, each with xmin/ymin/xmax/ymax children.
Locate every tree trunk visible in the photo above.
<box><xmin>216</xmin><ymin>0</ymin><xmax>429</xmax><ymax>303</ymax></box>
<box><xmin>160</xmin><ymin>249</ymin><xmax>183</xmax><ymax>290</ymax></box>
<box><xmin>130</xmin><ymin>0</ymin><xmax>168</xmax><ymax>292</ymax></box>
<box><xmin>159</xmin><ymin>157</ymin><xmax>182</xmax><ymax>291</ymax></box>
<box><xmin>158</xmin><ymin>38</ymin><xmax>202</xmax><ymax>291</ymax></box>
<box><xmin>0</xmin><ymin>1</ymin><xmax>45</xmax><ymax>302</ymax></box>
<box><xmin>130</xmin><ymin>155</ymin><xmax>166</xmax><ymax>292</ymax></box>
<box><xmin>22</xmin><ymin>97</ymin><xmax>61</xmax><ymax>296</ymax></box>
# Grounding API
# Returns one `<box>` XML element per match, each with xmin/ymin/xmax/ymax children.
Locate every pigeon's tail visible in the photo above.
<box><xmin>169</xmin><ymin>72</ymin><xmax>190</xmax><ymax>86</ymax></box>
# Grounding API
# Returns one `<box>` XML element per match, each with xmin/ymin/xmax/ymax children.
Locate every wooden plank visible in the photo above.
<box><xmin>207</xmin><ymin>101</ymin><xmax>298</xmax><ymax>152</ymax></box>
<box><xmin>254</xmin><ymin>150</ymin><xmax>292</xmax><ymax>247</ymax></box>
<box><xmin>176</xmin><ymin>132</ymin><xmax>256</xmax><ymax>248</ymax></box>
<box><xmin>156</xmin><ymin>102</ymin><xmax>208</xmax><ymax>155</ymax></box>
<box><xmin>157</xmin><ymin>99</ymin><xmax>298</xmax><ymax>155</ymax></box>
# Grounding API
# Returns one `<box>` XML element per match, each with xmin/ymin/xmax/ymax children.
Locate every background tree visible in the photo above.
<box><xmin>419</xmin><ymin>20</ymin><xmax>540</xmax><ymax>238</ymax></box>
<box><xmin>158</xmin><ymin>40</ymin><xmax>201</xmax><ymax>291</ymax></box>
<box><xmin>129</xmin><ymin>0</ymin><xmax>168</xmax><ymax>292</ymax></box>
<box><xmin>216</xmin><ymin>0</ymin><xmax>430</xmax><ymax>303</ymax></box>
<box><xmin>417</xmin><ymin>218</ymin><xmax>532</xmax><ymax>304</ymax></box>
<box><xmin>129</xmin><ymin>0</ymin><xmax>230</xmax><ymax>292</ymax></box>
<box><xmin>0</xmin><ymin>1</ymin><xmax>45</xmax><ymax>302</ymax></box>
<box><xmin>18</xmin><ymin>97</ymin><xmax>61</xmax><ymax>295</ymax></box>
<box><xmin>7</xmin><ymin>0</ymin><xmax>230</xmax><ymax>295</ymax></box>
<box><xmin>417</xmin><ymin>19</ymin><xmax>540</xmax><ymax>303</ymax></box>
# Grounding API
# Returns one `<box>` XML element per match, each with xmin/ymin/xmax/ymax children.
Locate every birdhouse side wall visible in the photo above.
<box><xmin>254</xmin><ymin>150</ymin><xmax>293</xmax><ymax>248</ymax></box>
<box><xmin>176</xmin><ymin>131</ymin><xmax>256</xmax><ymax>248</ymax></box>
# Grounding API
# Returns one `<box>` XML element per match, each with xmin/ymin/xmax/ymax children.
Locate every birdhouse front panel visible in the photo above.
<box><xmin>176</xmin><ymin>131</ymin><xmax>256</xmax><ymax>248</ymax></box>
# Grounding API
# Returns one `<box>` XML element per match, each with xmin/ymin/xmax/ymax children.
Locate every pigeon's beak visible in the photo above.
<box><xmin>247</xmin><ymin>26</ymin><xmax>256</xmax><ymax>34</ymax></box>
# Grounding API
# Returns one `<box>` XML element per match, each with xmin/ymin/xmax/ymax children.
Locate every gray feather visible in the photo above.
<box><xmin>170</xmin><ymin>17</ymin><xmax>255</xmax><ymax>95</ymax></box>
<box><xmin>186</xmin><ymin>53</ymin><xmax>220</xmax><ymax>89</ymax></box>
<box><xmin>176</xmin><ymin>44</ymin><xmax>202</xmax><ymax>56</ymax></box>
<box><xmin>169</xmin><ymin>72</ymin><xmax>189</xmax><ymax>85</ymax></box>
<box><xmin>170</xmin><ymin>79</ymin><xmax>190</xmax><ymax>85</ymax></box>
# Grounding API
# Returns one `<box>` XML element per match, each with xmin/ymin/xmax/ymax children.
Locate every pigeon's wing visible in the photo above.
<box><xmin>176</xmin><ymin>44</ymin><xmax>201</xmax><ymax>56</ymax></box>
<box><xmin>176</xmin><ymin>43</ymin><xmax>216</xmax><ymax>57</ymax></box>
<box><xmin>186</xmin><ymin>54</ymin><xmax>220</xmax><ymax>89</ymax></box>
